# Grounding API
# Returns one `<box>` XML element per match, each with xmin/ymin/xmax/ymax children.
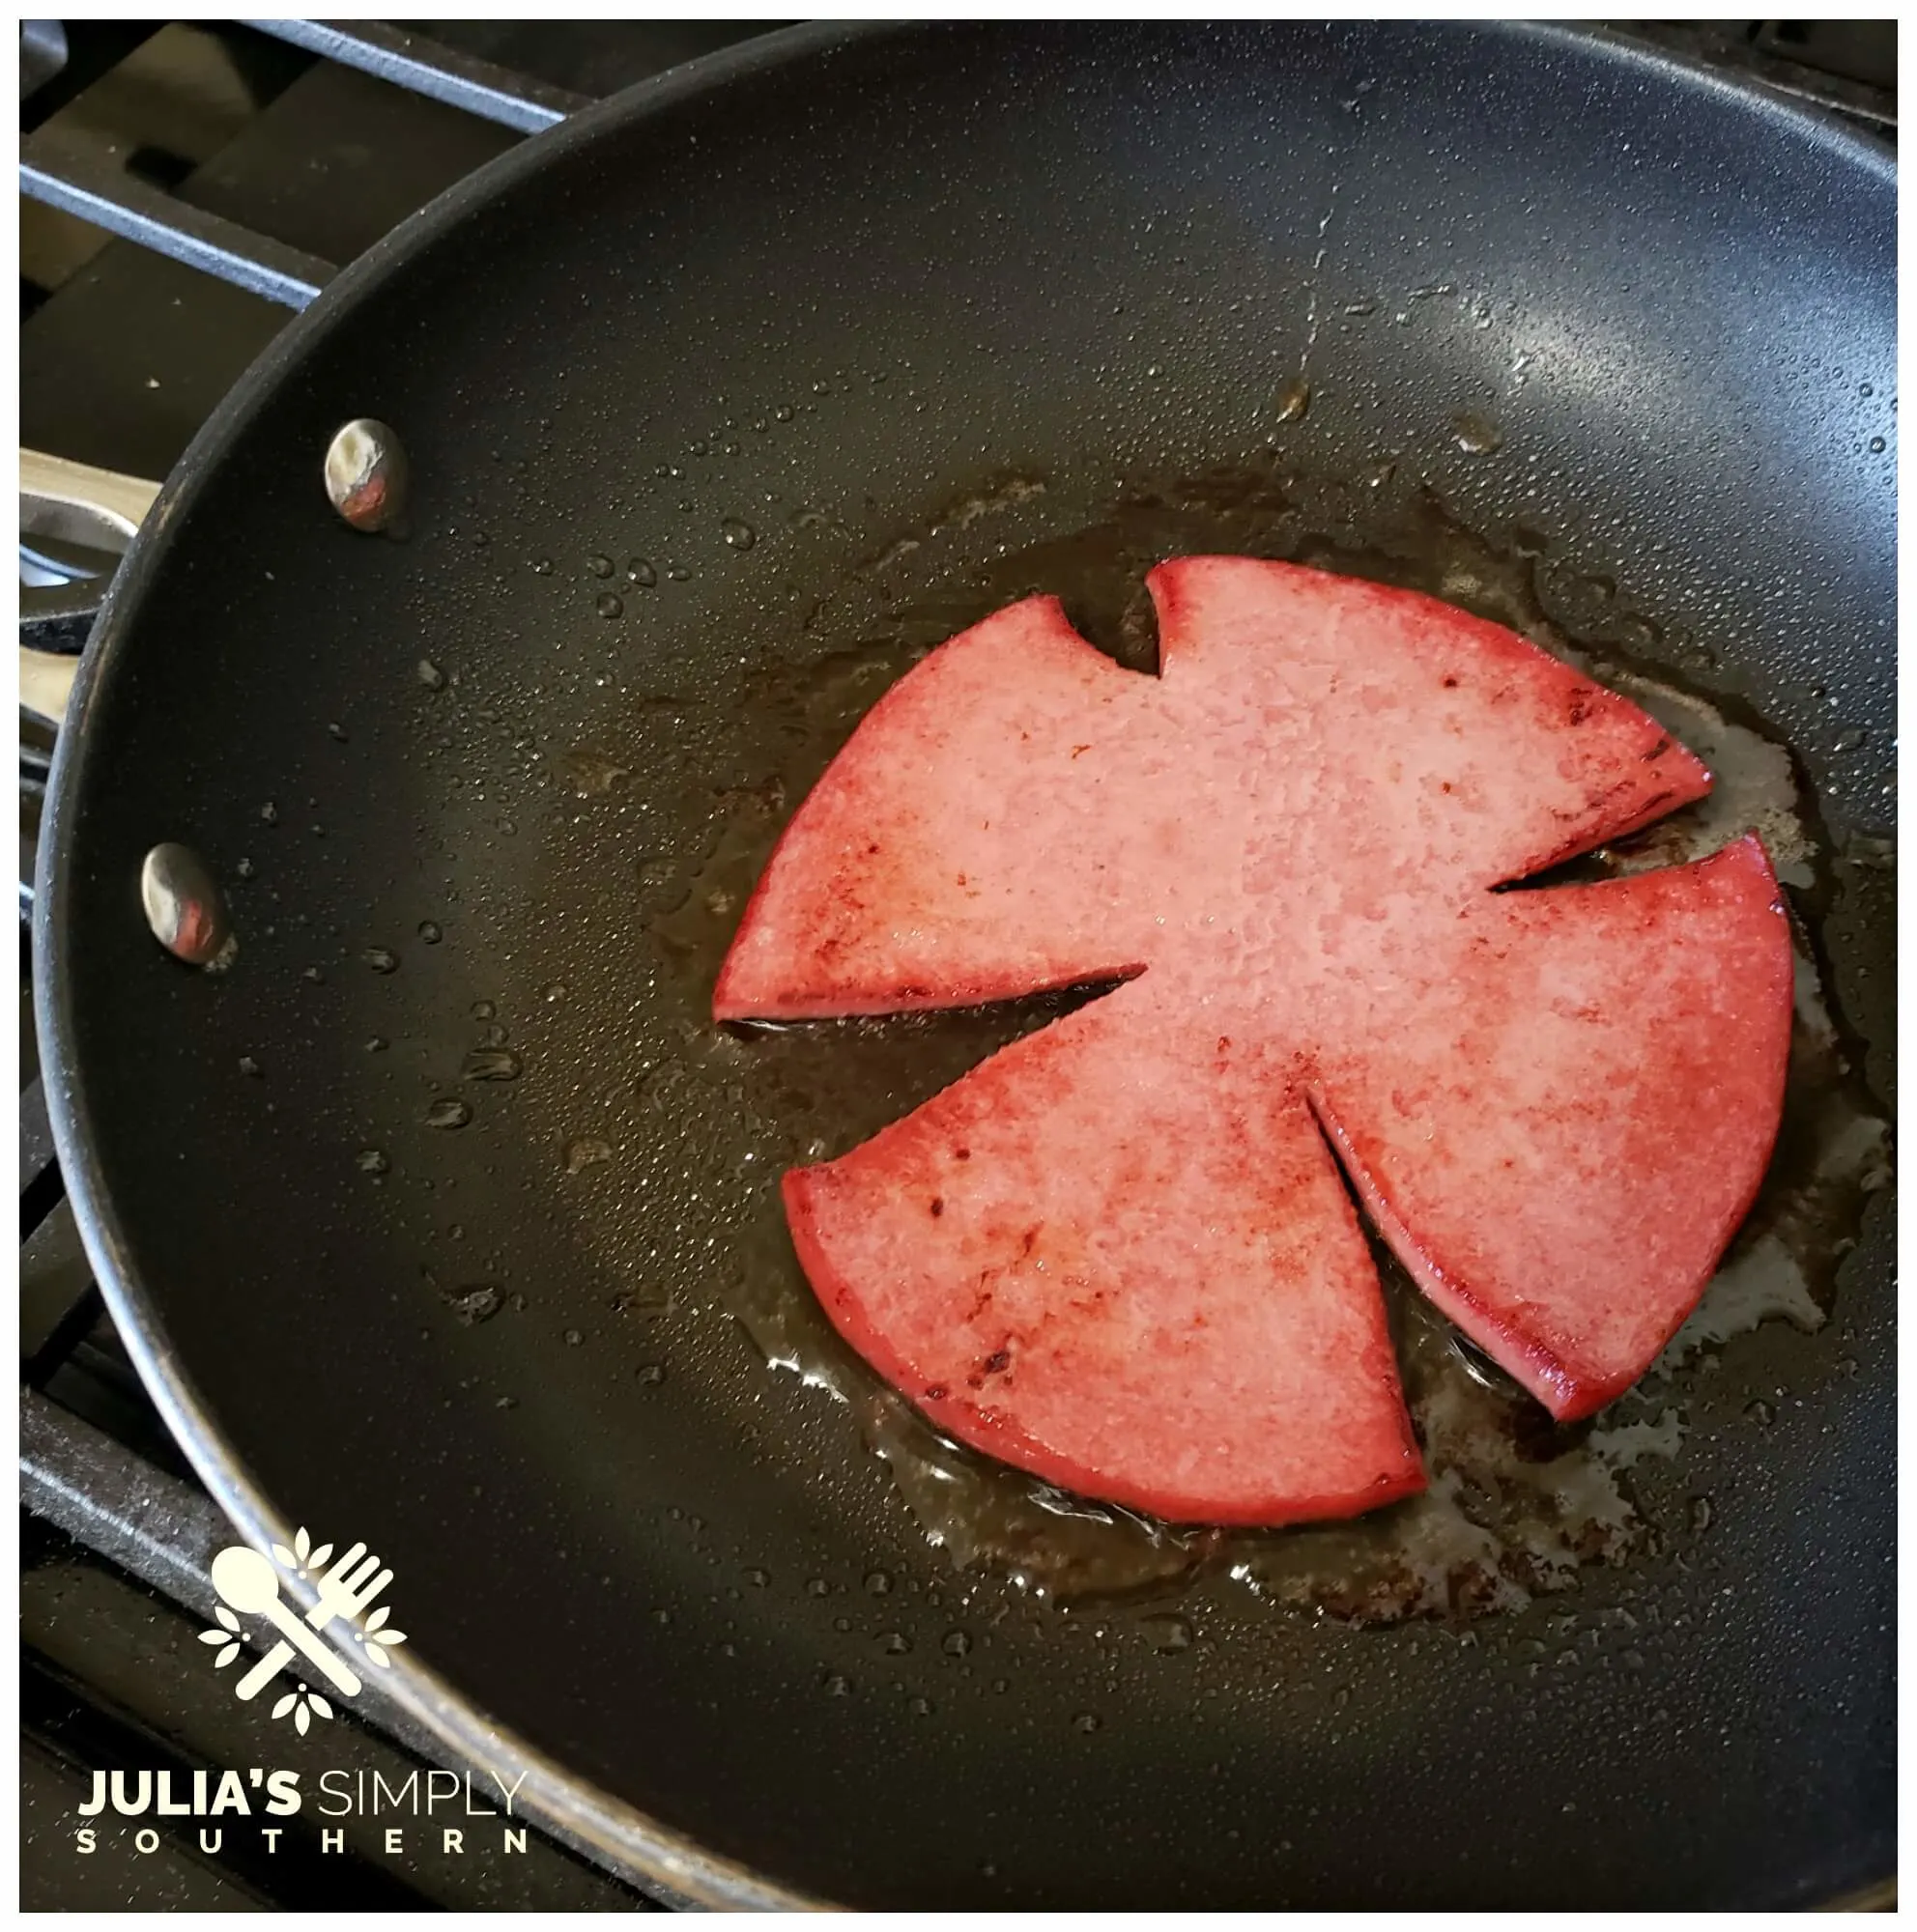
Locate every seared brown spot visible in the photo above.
<box><xmin>1018</xmin><ymin>1225</ymin><xmax>1041</xmax><ymax>1257</ymax></box>
<box><xmin>1442</xmin><ymin>674</ymin><xmax>1459</xmax><ymax>689</ymax></box>
<box><xmin>954</xmin><ymin>1147</ymin><xmax>971</xmax><ymax>1161</ymax></box>
<box><xmin>924</xmin><ymin>1383</ymin><xmax>947</xmax><ymax>1401</ymax></box>
<box><xmin>930</xmin><ymin>1197</ymin><xmax>945</xmax><ymax>1217</ymax></box>
<box><xmin>1071</xmin><ymin>744</ymin><xmax>1091</xmax><ymax>758</ymax></box>
<box><xmin>982</xmin><ymin>1348</ymin><xmax>1012</xmax><ymax>1377</ymax></box>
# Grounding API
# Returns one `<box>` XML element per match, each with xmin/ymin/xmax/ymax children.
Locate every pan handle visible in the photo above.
<box><xmin>20</xmin><ymin>645</ymin><xmax>80</xmax><ymax>728</ymax></box>
<box><xmin>18</xmin><ymin>449</ymin><xmax>162</xmax><ymax>728</ymax></box>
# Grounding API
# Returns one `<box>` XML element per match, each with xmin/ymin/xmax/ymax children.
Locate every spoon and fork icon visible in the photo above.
<box><xmin>209</xmin><ymin>1542</ymin><xmax>393</xmax><ymax>1702</ymax></box>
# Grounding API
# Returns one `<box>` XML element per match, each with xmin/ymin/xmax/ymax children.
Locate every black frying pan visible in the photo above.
<box><xmin>36</xmin><ymin>21</ymin><xmax>1894</xmax><ymax>1908</ymax></box>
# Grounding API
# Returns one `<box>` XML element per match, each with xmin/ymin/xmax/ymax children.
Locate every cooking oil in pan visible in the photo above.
<box><xmin>633</xmin><ymin>471</ymin><xmax>1889</xmax><ymax>1621</ymax></box>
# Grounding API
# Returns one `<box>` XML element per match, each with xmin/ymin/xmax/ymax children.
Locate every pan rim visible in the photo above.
<box><xmin>32</xmin><ymin>16</ymin><xmax>1894</xmax><ymax>1911</ymax></box>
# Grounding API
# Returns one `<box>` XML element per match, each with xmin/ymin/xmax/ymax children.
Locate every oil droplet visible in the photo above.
<box><xmin>363</xmin><ymin>947</ymin><xmax>399</xmax><ymax>974</ymax></box>
<box><xmin>595</xmin><ymin>592</ymin><xmax>624</xmax><ymax>620</ymax></box>
<box><xmin>543</xmin><ymin>981</ymin><xmax>568</xmax><ymax>1004</ymax></box>
<box><xmin>471</xmin><ymin>1000</ymin><xmax>496</xmax><ymax>1020</ymax></box>
<box><xmin>356</xmin><ymin>1149</ymin><xmax>389</xmax><ymax>1174</ymax></box>
<box><xmin>530</xmin><ymin>557</ymin><xmax>553</xmax><ymax>576</ymax></box>
<box><xmin>463</xmin><ymin>1047</ymin><xmax>523</xmax><ymax>1082</ymax></box>
<box><xmin>1073</xmin><ymin>1712</ymin><xmax>1102</xmax><ymax>1734</ymax></box>
<box><xmin>1689</xmin><ymin>1496</ymin><xmax>1714</xmax><ymax>1533</ymax></box>
<box><xmin>1868</xmin><ymin>436</ymin><xmax>1887</xmax><ymax>454</ymax></box>
<box><xmin>908</xmin><ymin>1695</ymin><xmax>933</xmax><ymax>1717</ymax></box>
<box><xmin>864</xmin><ymin>1570</ymin><xmax>894</xmax><ymax>1596</ymax></box>
<box><xmin>426</xmin><ymin>1097</ymin><xmax>472</xmax><ymax>1130</ymax></box>
<box><xmin>443</xmin><ymin>1285</ymin><xmax>501</xmax><ymax>1326</ymax></box>
<box><xmin>721</xmin><ymin>518</ymin><xmax>757</xmax><ymax>551</ymax></box>
<box><xmin>1448</xmin><ymin>1331</ymin><xmax>1513</xmax><ymax>1392</ymax></box>
<box><xmin>821</xmin><ymin>1673</ymin><xmax>850</xmax><ymax>1697</ymax></box>
<box><xmin>560</xmin><ymin>747</ymin><xmax>630</xmax><ymax>796</ymax></box>
<box><xmin>941</xmin><ymin>1630</ymin><xmax>972</xmax><ymax>1657</ymax></box>
<box><xmin>746</xmin><ymin>1568</ymin><xmax>771</xmax><ymax>1587</ymax></box>
<box><xmin>365</xmin><ymin>1036</ymin><xmax>387</xmax><ymax>1053</ymax></box>
<box><xmin>564</xmin><ymin>1328</ymin><xmax>584</xmax><ymax>1346</ymax></box>
<box><xmin>651</xmin><ymin>1607</ymin><xmax>671</xmax><ymax>1626</ymax></box>
<box><xmin>1141</xmin><ymin>1612</ymin><xmax>1194</xmax><ymax>1654</ymax></box>
<box><xmin>238</xmin><ymin>1056</ymin><xmax>262</xmax><ymax>1078</ymax></box>
<box><xmin>417</xmin><ymin>921</ymin><xmax>443</xmax><ymax>944</ymax></box>
<box><xmin>1452</xmin><ymin>412</ymin><xmax>1503</xmax><ymax>456</ymax></box>
<box><xmin>627</xmin><ymin>557</ymin><xmax>657</xmax><ymax>586</ymax></box>
<box><xmin>636</xmin><ymin>1363</ymin><xmax>666</xmax><ymax>1385</ymax></box>
<box><xmin>587</xmin><ymin>554</ymin><xmax>615</xmax><ymax>579</ymax></box>
<box><xmin>416</xmin><ymin>660</ymin><xmax>446</xmax><ymax>690</ymax></box>
<box><xmin>880</xmin><ymin>1631</ymin><xmax>911</xmax><ymax>1654</ymax></box>
<box><xmin>260</xmin><ymin>801</ymin><xmax>279</xmax><ymax>824</ymax></box>
<box><xmin>667</xmin><ymin>566</ymin><xmax>691</xmax><ymax>582</ymax></box>
<box><xmin>563</xmin><ymin>1137</ymin><xmax>612</xmax><ymax>1173</ymax></box>
<box><xmin>1275</xmin><ymin>377</ymin><xmax>1311</xmax><ymax>423</ymax></box>
<box><xmin>300</xmin><ymin>965</ymin><xmax>324</xmax><ymax>982</ymax></box>
<box><xmin>807</xmin><ymin>1578</ymin><xmax>831</xmax><ymax>1598</ymax></box>
<box><xmin>235</xmin><ymin>857</ymin><xmax>256</xmax><ymax>879</ymax></box>
<box><xmin>1745</xmin><ymin>1399</ymin><xmax>1776</xmax><ymax>1427</ymax></box>
<box><xmin>328</xmin><ymin>722</ymin><xmax>349</xmax><ymax>742</ymax></box>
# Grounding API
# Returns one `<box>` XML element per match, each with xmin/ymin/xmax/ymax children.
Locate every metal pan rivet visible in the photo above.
<box><xmin>324</xmin><ymin>418</ymin><xmax>409</xmax><ymax>533</ymax></box>
<box><xmin>141</xmin><ymin>842</ymin><xmax>238</xmax><ymax>971</ymax></box>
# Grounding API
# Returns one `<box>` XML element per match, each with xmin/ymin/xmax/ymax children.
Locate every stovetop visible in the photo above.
<box><xmin>16</xmin><ymin>17</ymin><xmax>1897</xmax><ymax>1912</ymax></box>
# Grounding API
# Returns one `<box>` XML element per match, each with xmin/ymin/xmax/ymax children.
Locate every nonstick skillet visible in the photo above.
<box><xmin>35</xmin><ymin>20</ymin><xmax>1894</xmax><ymax>1909</ymax></box>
